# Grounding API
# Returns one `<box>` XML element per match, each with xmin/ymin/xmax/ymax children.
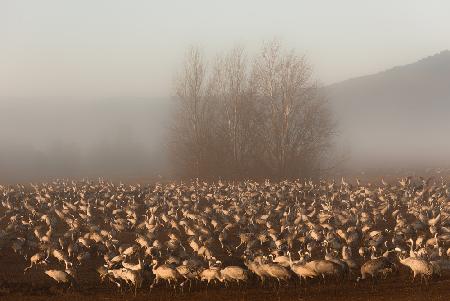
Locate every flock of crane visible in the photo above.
<box><xmin>0</xmin><ymin>177</ymin><xmax>449</xmax><ymax>295</ymax></box>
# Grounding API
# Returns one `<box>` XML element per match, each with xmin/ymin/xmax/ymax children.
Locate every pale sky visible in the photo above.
<box><xmin>1</xmin><ymin>0</ymin><xmax>450</xmax><ymax>101</ymax></box>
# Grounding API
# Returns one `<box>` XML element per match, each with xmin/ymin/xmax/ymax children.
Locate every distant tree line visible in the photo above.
<box><xmin>169</xmin><ymin>41</ymin><xmax>335</xmax><ymax>180</ymax></box>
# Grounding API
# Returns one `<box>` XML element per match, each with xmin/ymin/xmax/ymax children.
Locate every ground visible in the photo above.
<box><xmin>1</xmin><ymin>235</ymin><xmax>450</xmax><ymax>300</ymax></box>
<box><xmin>1</xmin><ymin>273</ymin><xmax>449</xmax><ymax>301</ymax></box>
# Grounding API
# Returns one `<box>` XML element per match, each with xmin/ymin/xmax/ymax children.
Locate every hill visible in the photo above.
<box><xmin>2</xmin><ymin>52</ymin><xmax>450</xmax><ymax>181</ymax></box>
<box><xmin>326</xmin><ymin>50</ymin><xmax>450</xmax><ymax>169</ymax></box>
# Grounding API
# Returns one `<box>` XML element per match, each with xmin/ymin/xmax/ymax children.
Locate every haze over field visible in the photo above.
<box><xmin>1</xmin><ymin>1</ymin><xmax>450</xmax><ymax>181</ymax></box>
<box><xmin>2</xmin><ymin>52</ymin><xmax>450</xmax><ymax>182</ymax></box>
<box><xmin>327</xmin><ymin>50</ymin><xmax>450</xmax><ymax>170</ymax></box>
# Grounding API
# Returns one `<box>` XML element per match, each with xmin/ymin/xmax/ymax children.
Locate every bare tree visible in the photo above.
<box><xmin>207</xmin><ymin>47</ymin><xmax>262</xmax><ymax>177</ymax></box>
<box><xmin>170</xmin><ymin>42</ymin><xmax>335</xmax><ymax>180</ymax></box>
<box><xmin>251</xmin><ymin>41</ymin><xmax>334</xmax><ymax>178</ymax></box>
<box><xmin>170</xmin><ymin>47</ymin><xmax>211</xmax><ymax>178</ymax></box>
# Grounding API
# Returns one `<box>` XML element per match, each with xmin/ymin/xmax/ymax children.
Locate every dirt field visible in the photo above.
<box><xmin>1</xmin><ymin>240</ymin><xmax>450</xmax><ymax>300</ymax></box>
<box><xmin>1</xmin><ymin>267</ymin><xmax>449</xmax><ymax>301</ymax></box>
<box><xmin>1</xmin><ymin>178</ymin><xmax>450</xmax><ymax>301</ymax></box>
<box><xmin>1</xmin><ymin>279</ymin><xmax>450</xmax><ymax>301</ymax></box>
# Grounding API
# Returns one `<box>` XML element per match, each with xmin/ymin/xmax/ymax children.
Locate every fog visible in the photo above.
<box><xmin>0</xmin><ymin>99</ymin><xmax>172</xmax><ymax>182</ymax></box>
<box><xmin>2</xmin><ymin>1</ymin><xmax>450</xmax><ymax>182</ymax></box>
<box><xmin>3</xmin><ymin>48</ymin><xmax>450</xmax><ymax>183</ymax></box>
<box><xmin>327</xmin><ymin>50</ymin><xmax>450</xmax><ymax>173</ymax></box>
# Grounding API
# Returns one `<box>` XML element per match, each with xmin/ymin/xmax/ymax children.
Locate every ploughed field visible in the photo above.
<box><xmin>0</xmin><ymin>260</ymin><xmax>449</xmax><ymax>301</ymax></box>
<box><xmin>1</xmin><ymin>274</ymin><xmax>450</xmax><ymax>301</ymax></box>
<box><xmin>0</xmin><ymin>178</ymin><xmax>449</xmax><ymax>300</ymax></box>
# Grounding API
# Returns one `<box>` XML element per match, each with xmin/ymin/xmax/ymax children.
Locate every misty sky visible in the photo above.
<box><xmin>2</xmin><ymin>0</ymin><xmax>450</xmax><ymax>102</ymax></box>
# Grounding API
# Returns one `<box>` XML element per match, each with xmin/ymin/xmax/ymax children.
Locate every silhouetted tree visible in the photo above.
<box><xmin>170</xmin><ymin>41</ymin><xmax>334</xmax><ymax>179</ymax></box>
<box><xmin>170</xmin><ymin>47</ymin><xmax>214</xmax><ymax>178</ymax></box>
<box><xmin>251</xmin><ymin>41</ymin><xmax>334</xmax><ymax>178</ymax></box>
